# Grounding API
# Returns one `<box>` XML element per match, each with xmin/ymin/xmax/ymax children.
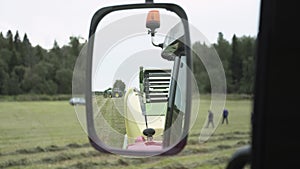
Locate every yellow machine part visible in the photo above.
<box><xmin>124</xmin><ymin>88</ymin><xmax>165</xmax><ymax>144</ymax></box>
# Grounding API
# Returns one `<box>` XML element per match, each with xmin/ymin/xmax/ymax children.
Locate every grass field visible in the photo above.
<box><xmin>0</xmin><ymin>98</ymin><xmax>252</xmax><ymax>169</ymax></box>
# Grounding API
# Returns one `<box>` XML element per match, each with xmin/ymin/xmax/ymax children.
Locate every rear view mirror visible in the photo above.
<box><xmin>146</xmin><ymin>10</ymin><xmax>160</xmax><ymax>36</ymax></box>
<box><xmin>73</xmin><ymin>2</ymin><xmax>210</xmax><ymax>157</ymax></box>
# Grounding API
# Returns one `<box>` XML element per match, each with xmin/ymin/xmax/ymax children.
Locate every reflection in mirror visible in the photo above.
<box><xmin>90</xmin><ymin>8</ymin><xmax>191</xmax><ymax>153</ymax></box>
<box><xmin>146</xmin><ymin>10</ymin><xmax>160</xmax><ymax>36</ymax></box>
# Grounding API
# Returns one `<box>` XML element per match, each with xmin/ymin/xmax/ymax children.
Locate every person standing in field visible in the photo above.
<box><xmin>222</xmin><ymin>108</ymin><xmax>229</xmax><ymax>124</ymax></box>
<box><xmin>206</xmin><ymin>110</ymin><xmax>214</xmax><ymax>128</ymax></box>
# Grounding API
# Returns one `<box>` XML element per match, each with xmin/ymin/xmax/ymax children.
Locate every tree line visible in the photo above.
<box><xmin>0</xmin><ymin>30</ymin><xmax>84</xmax><ymax>95</ymax></box>
<box><xmin>193</xmin><ymin>32</ymin><xmax>256</xmax><ymax>94</ymax></box>
<box><xmin>0</xmin><ymin>30</ymin><xmax>256</xmax><ymax>96</ymax></box>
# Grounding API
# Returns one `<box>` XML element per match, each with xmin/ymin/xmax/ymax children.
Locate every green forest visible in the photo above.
<box><xmin>0</xmin><ymin>31</ymin><xmax>84</xmax><ymax>96</ymax></box>
<box><xmin>193</xmin><ymin>33</ymin><xmax>256</xmax><ymax>94</ymax></box>
<box><xmin>0</xmin><ymin>31</ymin><xmax>256</xmax><ymax>97</ymax></box>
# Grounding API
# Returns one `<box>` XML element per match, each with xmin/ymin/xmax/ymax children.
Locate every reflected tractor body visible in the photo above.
<box><xmin>123</xmin><ymin>68</ymin><xmax>171</xmax><ymax>150</ymax></box>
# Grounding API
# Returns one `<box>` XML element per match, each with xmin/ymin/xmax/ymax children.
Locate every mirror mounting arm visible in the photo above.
<box><xmin>152</xmin><ymin>41</ymin><xmax>163</xmax><ymax>48</ymax></box>
<box><xmin>145</xmin><ymin>0</ymin><xmax>154</xmax><ymax>4</ymax></box>
<box><xmin>151</xmin><ymin>36</ymin><xmax>163</xmax><ymax>48</ymax></box>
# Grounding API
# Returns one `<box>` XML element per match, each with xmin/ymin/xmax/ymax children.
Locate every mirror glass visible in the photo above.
<box><xmin>91</xmin><ymin>8</ymin><xmax>196</xmax><ymax>154</ymax></box>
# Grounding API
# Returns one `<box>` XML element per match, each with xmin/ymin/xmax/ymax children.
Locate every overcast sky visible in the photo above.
<box><xmin>0</xmin><ymin>0</ymin><xmax>261</xmax><ymax>49</ymax></box>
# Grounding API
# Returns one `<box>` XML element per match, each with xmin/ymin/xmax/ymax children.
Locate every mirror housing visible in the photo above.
<box><xmin>85</xmin><ymin>3</ymin><xmax>192</xmax><ymax>157</ymax></box>
<box><xmin>146</xmin><ymin>10</ymin><xmax>160</xmax><ymax>36</ymax></box>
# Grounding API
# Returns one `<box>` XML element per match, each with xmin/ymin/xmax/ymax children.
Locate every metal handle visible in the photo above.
<box><xmin>226</xmin><ymin>145</ymin><xmax>251</xmax><ymax>169</ymax></box>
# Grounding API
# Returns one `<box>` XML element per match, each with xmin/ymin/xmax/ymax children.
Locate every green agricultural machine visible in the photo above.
<box><xmin>103</xmin><ymin>87</ymin><xmax>123</xmax><ymax>98</ymax></box>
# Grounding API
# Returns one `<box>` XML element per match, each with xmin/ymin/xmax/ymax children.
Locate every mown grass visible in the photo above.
<box><xmin>0</xmin><ymin>98</ymin><xmax>252</xmax><ymax>169</ymax></box>
<box><xmin>0</xmin><ymin>101</ymin><xmax>88</xmax><ymax>153</ymax></box>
